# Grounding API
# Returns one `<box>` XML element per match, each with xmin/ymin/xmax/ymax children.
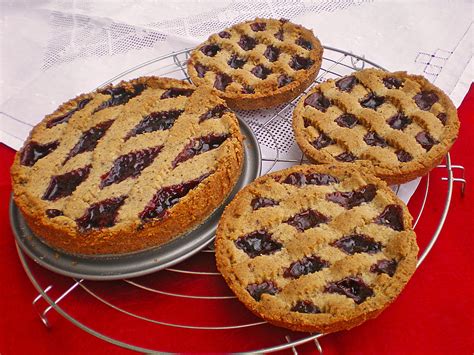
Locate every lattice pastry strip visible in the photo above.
<box><xmin>188</xmin><ymin>18</ymin><xmax>323</xmax><ymax>110</ymax></box>
<box><xmin>11</xmin><ymin>77</ymin><xmax>244</xmax><ymax>255</ymax></box>
<box><xmin>293</xmin><ymin>68</ymin><xmax>459</xmax><ymax>185</ymax></box>
<box><xmin>216</xmin><ymin>164</ymin><xmax>418</xmax><ymax>334</ymax></box>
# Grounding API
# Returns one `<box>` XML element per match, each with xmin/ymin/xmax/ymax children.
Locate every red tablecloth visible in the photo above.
<box><xmin>1</xmin><ymin>85</ymin><xmax>473</xmax><ymax>354</ymax></box>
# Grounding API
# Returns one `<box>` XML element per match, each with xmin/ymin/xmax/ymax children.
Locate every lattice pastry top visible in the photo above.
<box><xmin>187</xmin><ymin>18</ymin><xmax>323</xmax><ymax>110</ymax></box>
<box><xmin>216</xmin><ymin>164</ymin><xmax>418</xmax><ymax>334</ymax></box>
<box><xmin>292</xmin><ymin>68</ymin><xmax>459</xmax><ymax>185</ymax></box>
<box><xmin>11</xmin><ymin>77</ymin><xmax>243</xmax><ymax>255</ymax></box>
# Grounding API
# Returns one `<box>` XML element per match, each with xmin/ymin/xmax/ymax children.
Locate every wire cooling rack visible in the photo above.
<box><xmin>14</xmin><ymin>47</ymin><xmax>467</xmax><ymax>353</ymax></box>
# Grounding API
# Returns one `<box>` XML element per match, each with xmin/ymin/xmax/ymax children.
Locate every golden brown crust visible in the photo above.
<box><xmin>187</xmin><ymin>18</ymin><xmax>323</xmax><ymax>110</ymax></box>
<box><xmin>216</xmin><ymin>164</ymin><xmax>418</xmax><ymax>334</ymax></box>
<box><xmin>292</xmin><ymin>69</ymin><xmax>460</xmax><ymax>185</ymax></box>
<box><xmin>11</xmin><ymin>76</ymin><xmax>244</xmax><ymax>255</ymax></box>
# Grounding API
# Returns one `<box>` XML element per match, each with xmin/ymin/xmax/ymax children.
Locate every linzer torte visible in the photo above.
<box><xmin>11</xmin><ymin>77</ymin><xmax>244</xmax><ymax>255</ymax></box>
<box><xmin>187</xmin><ymin>18</ymin><xmax>323</xmax><ymax>110</ymax></box>
<box><xmin>215</xmin><ymin>164</ymin><xmax>418</xmax><ymax>333</ymax></box>
<box><xmin>292</xmin><ymin>68</ymin><xmax>459</xmax><ymax>185</ymax></box>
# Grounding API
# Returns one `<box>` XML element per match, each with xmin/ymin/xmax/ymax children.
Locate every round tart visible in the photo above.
<box><xmin>11</xmin><ymin>77</ymin><xmax>244</xmax><ymax>255</ymax></box>
<box><xmin>292</xmin><ymin>68</ymin><xmax>460</xmax><ymax>185</ymax></box>
<box><xmin>216</xmin><ymin>164</ymin><xmax>418</xmax><ymax>333</ymax></box>
<box><xmin>187</xmin><ymin>18</ymin><xmax>323</xmax><ymax>110</ymax></box>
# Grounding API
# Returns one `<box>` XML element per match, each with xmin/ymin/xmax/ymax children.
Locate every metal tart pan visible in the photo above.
<box><xmin>10</xmin><ymin>117</ymin><xmax>261</xmax><ymax>281</ymax></box>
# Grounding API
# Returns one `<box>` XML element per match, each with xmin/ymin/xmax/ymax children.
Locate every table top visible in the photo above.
<box><xmin>0</xmin><ymin>85</ymin><xmax>472</xmax><ymax>354</ymax></box>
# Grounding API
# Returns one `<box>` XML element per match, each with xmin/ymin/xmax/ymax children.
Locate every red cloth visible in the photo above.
<box><xmin>1</xmin><ymin>85</ymin><xmax>473</xmax><ymax>354</ymax></box>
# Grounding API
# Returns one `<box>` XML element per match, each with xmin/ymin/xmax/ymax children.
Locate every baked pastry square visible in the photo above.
<box><xmin>216</xmin><ymin>164</ymin><xmax>418</xmax><ymax>333</ymax></box>
<box><xmin>11</xmin><ymin>77</ymin><xmax>243</xmax><ymax>255</ymax></box>
<box><xmin>187</xmin><ymin>18</ymin><xmax>323</xmax><ymax>110</ymax></box>
<box><xmin>292</xmin><ymin>68</ymin><xmax>459</xmax><ymax>185</ymax></box>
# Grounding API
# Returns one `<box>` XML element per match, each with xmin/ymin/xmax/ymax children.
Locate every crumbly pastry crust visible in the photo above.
<box><xmin>11</xmin><ymin>77</ymin><xmax>244</xmax><ymax>255</ymax></box>
<box><xmin>187</xmin><ymin>18</ymin><xmax>323</xmax><ymax>110</ymax></box>
<box><xmin>216</xmin><ymin>164</ymin><xmax>418</xmax><ymax>333</ymax></box>
<box><xmin>292</xmin><ymin>68</ymin><xmax>460</xmax><ymax>185</ymax></box>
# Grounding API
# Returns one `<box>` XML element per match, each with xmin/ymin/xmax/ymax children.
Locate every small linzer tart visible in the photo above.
<box><xmin>187</xmin><ymin>18</ymin><xmax>323</xmax><ymax>110</ymax></box>
<box><xmin>215</xmin><ymin>164</ymin><xmax>418</xmax><ymax>334</ymax></box>
<box><xmin>11</xmin><ymin>77</ymin><xmax>243</xmax><ymax>255</ymax></box>
<box><xmin>292</xmin><ymin>68</ymin><xmax>460</xmax><ymax>185</ymax></box>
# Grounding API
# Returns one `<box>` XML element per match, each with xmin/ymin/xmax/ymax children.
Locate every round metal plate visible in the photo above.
<box><xmin>10</xmin><ymin>117</ymin><xmax>261</xmax><ymax>280</ymax></box>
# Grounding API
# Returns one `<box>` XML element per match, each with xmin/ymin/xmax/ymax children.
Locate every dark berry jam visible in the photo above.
<box><xmin>250</xmin><ymin>22</ymin><xmax>266</xmax><ymax>32</ymax></box>
<box><xmin>415</xmin><ymin>131</ymin><xmax>438</xmax><ymax>151</ymax></box>
<box><xmin>126</xmin><ymin>110</ymin><xmax>184</xmax><ymax>139</ymax></box>
<box><xmin>264</xmin><ymin>45</ymin><xmax>280</xmax><ymax>62</ymax></box>
<box><xmin>290</xmin><ymin>55</ymin><xmax>314</xmax><ymax>70</ymax></box>
<box><xmin>140</xmin><ymin>173</ymin><xmax>211</xmax><ymax>221</ymax></box>
<box><xmin>285</xmin><ymin>209</ymin><xmax>329</xmax><ymax>232</ymax></box>
<box><xmin>437</xmin><ymin>112</ymin><xmax>447</xmax><ymax>125</ymax></box>
<box><xmin>200</xmin><ymin>44</ymin><xmax>220</xmax><ymax>57</ymax></box>
<box><xmin>335</xmin><ymin>113</ymin><xmax>358</xmax><ymax>128</ymax></box>
<box><xmin>282</xmin><ymin>172</ymin><xmax>339</xmax><ymax>187</ymax></box>
<box><xmin>284</xmin><ymin>255</ymin><xmax>329</xmax><ymax>278</ymax></box>
<box><xmin>94</xmin><ymin>84</ymin><xmax>145</xmax><ymax>113</ymax></box>
<box><xmin>335</xmin><ymin>152</ymin><xmax>357</xmax><ymax>162</ymax></box>
<box><xmin>295</xmin><ymin>37</ymin><xmax>313</xmax><ymax>50</ymax></box>
<box><xmin>332</xmin><ymin>234</ymin><xmax>382</xmax><ymax>255</ymax></box>
<box><xmin>100</xmin><ymin>145</ymin><xmax>163</xmax><ymax>188</ymax></box>
<box><xmin>251</xmin><ymin>64</ymin><xmax>272</xmax><ymax>79</ymax></box>
<box><xmin>46</xmin><ymin>98</ymin><xmax>91</xmax><ymax>128</ymax></box>
<box><xmin>161</xmin><ymin>88</ymin><xmax>194</xmax><ymax>99</ymax></box>
<box><xmin>76</xmin><ymin>196</ymin><xmax>126</xmax><ymax>231</ymax></box>
<box><xmin>238</xmin><ymin>35</ymin><xmax>257</xmax><ymax>50</ymax></box>
<box><xmin>274</xmin><ymin>29</ymin><xmax>284</xmax><ymax>41</ymax></box>
<box><xmin>218</xmin><ymin>31</ymin><xmax>231</xmax><ymax>38</ymax></box>
<box><xmin>326</xmin><ymin>184</ymin><xmax>376</xmax><ymax>209</ymax></box>
<box><xmin>214</xmin><ymin>73</ymin><xmax>233</xmax><ymax>91</ymax></box>
<box><xmin>277</xmin><ymin>74</ymin><xmax>293</xmax><ymax>88</ymax></box>
<box><xmin>199</xmin><ymin>104</ymin><xmax>229</xmax><ymax>122</ymax></box>
<box><xmin>42</xmin><ymin>165</ymin><xmax>91</xmax><ymax>201</ymax></box>
<box><xmin>228</xmin><ymin>54</ymin><xmax>246</xmax><ymax>69</ymax></box>
<box><xmin>46</xmin><ymin>209</ymin><xmax>63</xmax><ymax>218</ymax></box>
<box><xmin>387</xmin><ymin>112</ymin><xmax>411</xmax><ymax>130</ymax></box>
<box><xmin>20</xmin><ymin>141</ymin><xmax>59</xmax><ymax>167</ymax></box>
<box><xmin>235</xmin><ymin>230</ymin><xmax>282</xmax><ymax>258</ymax></box>
<box><xmin>172</xmin><ymin>133</ymin><xmax>228</xmax><ymax>167</ymax></box>
<box><xmin>371</xmin><ymin>259</ymin><xmax>398</xmax><ymax>277</ymax></box>
<box><xmin>336</xmin><ymin>76</ymin><xmax>358</xmax><ymax>92</ymax></box>
<box><xmin>360</xmin><ymin>93</ymin><xmax>385</xmax><ymax>110</ymax></box>
<box><xmin>64</xmin><ymin>120</ymin><xmax>114</xmax><ymax>163</ymax></box>
<box><xmin>383</xmin><ymin>77</ymin><xmax>403</xmax><ymax>89</ymax></box>
<box><xmin>325</xmin><ymin>276</ymin><xmax>374</xmax><ymax>304</ymax></box>
<box><xmin>246</xmin><ymin>281</ymin><xmax>279</xmax><ymax>301</ymax></box>
<box><xmin>291</xmin><ymin>300</ymin><xmax>321</xmax><ymax>314</ymax></box>
<box><xmin>251</xmin><ymin>197</ymin><xmax>279</xmax><ymax>210</ymax></box>
<box><xmin>364</xmin><ymin>131</ymin><xmax>388</xmax><ymax>147</ymax></box>
<box><xmin>396</xmin><ymin>150</ymin><xmax>413</xmax><ymax>162</ymax></box>
<box><xmin>312</xmin><ymin>133</ymin><xmax>334</xmax><ymax>149</ymax></box>
<box><xmin>304</xmin><ymin>92</ymin><xmax>331</xmax><ymax>112</ymax></box>
<box><xmin>195</xmin><ymin>63</ymin><xmax>209</xmax><ymax>78</ymax></box>
<box><xmin>413</xmin><ymin>91</ymin><xmax>438</xmax><ymax>110</ymax></box>
<box><xmin>374</xmin><ymin>204</ymin><xmax>404</xmax><ymax>231</ymax></box>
